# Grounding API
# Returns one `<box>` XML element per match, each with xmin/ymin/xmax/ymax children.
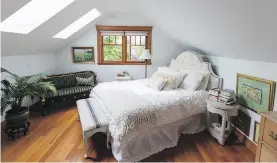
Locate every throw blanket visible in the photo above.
<box><xmin>91</xmin><ymin>80</ymin><xmax>208</xmax><ymax>149</ymax></box>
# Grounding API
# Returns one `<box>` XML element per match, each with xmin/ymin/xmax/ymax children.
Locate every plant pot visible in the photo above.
<box><xmin>5</xmin><ymin>107</ymin><xmax>30</xmax><ymax>126</ymax></box>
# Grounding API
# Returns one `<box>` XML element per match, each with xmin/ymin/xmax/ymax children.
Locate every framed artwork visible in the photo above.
<box><xmin>236</xmin><ymin>73</ymin><xmax>275</xmax><ymax>112</ymax></box>
<box><xmin>71</xmin><ymin>47</ymin><xmax>94</xmax><ymax>63</ymax></box>
<box><xmin>253</xmin><ymin>121</ymin><xmax>260</xmax><ymax>143</ymax></box>
<box><xmin>233</xmin><ymin>110</ymin><xmax>251</xmax><ymax>136</ymax></box>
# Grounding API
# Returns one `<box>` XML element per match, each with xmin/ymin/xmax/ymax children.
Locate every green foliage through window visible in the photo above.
<box><xmin>103</xmin><ymin>36</ymin><xmax>123</xmax><ymax>61</ymax></box>
<box><xmin>103</xmin><ymin>45</ymin><xmax>122</xmax><ymax>61</ymax></box>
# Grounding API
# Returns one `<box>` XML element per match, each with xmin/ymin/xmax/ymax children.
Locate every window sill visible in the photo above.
<box><xmin>97</xmin><ymin>62</ymin><xmax>151</xmax><ymax>65</ymax></box>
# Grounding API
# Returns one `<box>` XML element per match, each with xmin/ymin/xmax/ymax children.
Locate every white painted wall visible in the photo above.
<box><xmin>202</xmin><ymin>55</ymin><xmax>277</xmax><ymax>143</ymax></box>
<box><xmin>1</xmin><ymin>53</ymin><xmax>57</xmax><ymax>122</ymax></box>
<box><xmin>2</xmin><ymin>53</ymin><xmax>56</xmax><ymax>76</ymax></box>
<box><xmin>55</xmin><ymin>13</ymin><xmax>185</xmax><ymax>82</ymax></box>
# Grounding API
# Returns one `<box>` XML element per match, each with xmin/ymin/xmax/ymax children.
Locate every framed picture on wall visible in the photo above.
<box><xmin>236</xmin><ymin>73</ymin><xmax>276</xmax><ymax>113</ymax></box>
<box><xmin>71</xmin><ymin>47</ymin><xmax>94</xmax><ymax>63</ymax></box>
<box><xmin>253</xmin><ymin>121</ymin><xmax>260</xmax><ymax>143</ymax></box>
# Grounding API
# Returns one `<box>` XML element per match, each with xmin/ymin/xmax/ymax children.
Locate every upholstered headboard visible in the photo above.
<box><xmin>172</xmin><ymin>51</ymin><xmax>222</xmax><ymax>90</ymax></box>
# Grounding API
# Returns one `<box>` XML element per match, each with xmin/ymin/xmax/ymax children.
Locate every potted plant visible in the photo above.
<box><xmin>1</xmin><ymin>68</ymin><xmax>56</xmax><ymax>127</ymax></box>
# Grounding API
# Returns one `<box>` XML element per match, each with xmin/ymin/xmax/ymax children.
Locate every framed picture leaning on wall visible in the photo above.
<box><xmin>71</xmin><ymin>47</ymin><xmax>94</xmax><ymax>63</ymax></box>
<box><xmin>253</xmin><ymin>121</ymin><xmax>260</xmax><ymax>143</ymax></box>
<box><xmin>236</xmin><ymin>73</ymin><xmax>275</xmax><ymax>112</ymax></box>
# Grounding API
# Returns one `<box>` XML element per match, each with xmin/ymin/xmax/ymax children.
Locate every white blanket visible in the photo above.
<box><xmin>91</xmin><ymin>80</ymin><xmax>208</xmax><ymax>151</ymax></box>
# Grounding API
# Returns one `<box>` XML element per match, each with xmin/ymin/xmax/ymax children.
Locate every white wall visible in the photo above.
<box><xmin>55</xmin><ymin>13</ymin><xmax>185</xmax><ymax>82</ymax></box>
<box><xmin>1</xmin><ymin>53</ymin><xmax>57</xmax><ymax>122</ymax></box>
<box><xmin>202</xmin><ymin>55</ymin><xmax>277</xmax><ymax>143</ymax></box>
<box><xmin>2</xmin><ymin>53</ymin><xmax>56</xmax><ymax>76</ymax></box>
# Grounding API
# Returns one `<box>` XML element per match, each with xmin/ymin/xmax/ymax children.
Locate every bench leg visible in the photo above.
<box><xmin>77</xmin><ymin>112</ymin><xmax>80</xmax><ymax>122</ymax></box>
<box><xmin>83</xmin><ymin>136</ymin><xmax>88</xmax><ymax>158</ymax></box>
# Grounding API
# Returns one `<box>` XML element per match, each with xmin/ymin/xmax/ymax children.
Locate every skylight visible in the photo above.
<box><xmin>0</xmin><ymin>0</ymin><xmax>76</xmax><ymax>34</ymax></box>
<box><xmin>53</xmin><ymin>8</ymin><xmax>101</xmax><ymax>39</ymax></box>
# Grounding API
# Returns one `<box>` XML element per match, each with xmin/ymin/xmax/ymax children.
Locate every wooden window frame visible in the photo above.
<box><xmin>96</xmin><ymin>25</ymin><xmax>152</xmax><ymax>65</ymax></box>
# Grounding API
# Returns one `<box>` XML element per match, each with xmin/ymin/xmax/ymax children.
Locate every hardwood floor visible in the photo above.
<box><xmin>1</xmin><ymin>106</ymin><xmax>255</xmax><ymax>162</ymax></box>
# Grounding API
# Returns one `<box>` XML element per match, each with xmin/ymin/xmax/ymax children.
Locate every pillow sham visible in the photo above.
<box><xmin>179</xmin><ymin>71</ymin><xmax>204</xmax><ymax>91</ymax></box>
<box><xmin>76</xmin><ymin>77</ymin><xmax>95</xmax><ymax>86</ymax></box>
<box><xmin>178</xmin><ymin>70</ymin><xmax>210</xmax><ymax>90</ymax></box>
<box><xmin>147</xmin><ymin>77</ymin><xmax>168</xmax><ymax>91</ymax></box>
<box><xmin>198</xmin><ymin>72</ymin><xmax>210</xmax><ymax>90</ymax></box>
<box><xmin>169</xmin><ymin>59</ymin><xmax>179</xmax><ymax>71</ymax></box>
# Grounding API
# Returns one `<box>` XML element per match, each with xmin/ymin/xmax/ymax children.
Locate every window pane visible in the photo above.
<box><xmin>136</xmin><ymin>36</ymin><xmax>141</xmax><ymax>45</ymax></box>
<box><xmin>141</xmin><ymin>36</ymin><xmax>145</xmax><ymax>45</ymax></box>
<box><xmin>131</xmin><ymin>36</ymin><xmax>136</xmax><ymax>45</ymax></box>
<box><xmin>109</xmin><ymin>36</ymin><xmax>116</xmax><ymax>44</ymax></box>
<box><xmin>127</xmin><ymin>45</ymin><xmax>145</xmax><ymax>61</ymax></box>
<box><xmin>103</xmin><ymin>36</ymin><xmax>109</xmax><ymax>44</ymax></box>
<box><xmin>127</xmin><ymin>36</ymin><xmax>130</xmax><ymax>43</ymax></box>
<box><xmin>103</xmin><ymin>45</ymin><xmax>122</xmax><ymax>61</ymax></box>
<box><xmin>116</xmin><ymin>36</ymin><xmax>122</xmax><ymax>44</ymax></box>
<box><xmin>127</xmin><ymin>42</ymin><xmax>131</xmax><ymax>60</ymax></box>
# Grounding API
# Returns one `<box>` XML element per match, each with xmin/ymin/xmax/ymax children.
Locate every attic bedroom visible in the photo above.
<box><xmin>1</xmin><ymin>0</ymin><xmax>277</xmax><ymax>162</ymax></box>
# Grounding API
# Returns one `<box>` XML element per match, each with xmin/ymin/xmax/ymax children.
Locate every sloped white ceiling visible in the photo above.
<box><xmin>1</xmin><ymin>0</ymin><xmax>277</xmax><ymax>62</ymax></box>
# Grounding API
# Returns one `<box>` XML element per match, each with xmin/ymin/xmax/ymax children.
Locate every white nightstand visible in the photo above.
<box><xmin>206</xmin><ymin>99</ymin><xmax>239</xmax><ymax>145</ymax></box>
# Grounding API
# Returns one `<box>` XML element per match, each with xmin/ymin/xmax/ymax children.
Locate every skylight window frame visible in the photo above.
<box><xmin>53</xmin><ymin>8</ymin><xmax>101</xmax><ymax>39</ymax></box>
<box><xmin>0</xmin><ymin>0</ymin><xmax>76</xmax><ymax>34</ymax></box>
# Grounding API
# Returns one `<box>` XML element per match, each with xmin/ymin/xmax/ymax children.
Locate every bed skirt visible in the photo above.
<box><xmin>111</xmin><ymin>112</ymin><xmax>206</xmax><ymax>162</ymax></box>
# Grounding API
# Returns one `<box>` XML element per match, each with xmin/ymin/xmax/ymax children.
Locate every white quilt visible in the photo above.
<box><xmin>90</xmin><ymin>80</ymin><xmax>208</xmax><ymax>161</ymax></box>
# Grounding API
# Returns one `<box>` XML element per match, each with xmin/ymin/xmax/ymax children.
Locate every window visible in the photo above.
<box><xmin>0</xmin><ymin>0</ymin><xmax>76</xmax><ymax>34</ymax></box>
<box><xmin>96</xmin><ymin>25</ymin><xmax>152</xmax><ymax>65</ymax></box>
<box><xmin>54</xmin><ymin>8</ymin><xmax>101</xmax><ymax>39</ymax></box>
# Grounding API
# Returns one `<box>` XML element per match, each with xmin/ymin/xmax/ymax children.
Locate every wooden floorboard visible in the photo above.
<box><xmin>1</xmin><ymin>106</ymin><xmax>255</xmax><ymax>162</ymax></box>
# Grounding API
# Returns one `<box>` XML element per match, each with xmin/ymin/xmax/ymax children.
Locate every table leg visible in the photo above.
<box><xmin>227</xmin><ymin>117</ymin><xmax>231</xmax><ymax>131</ymax></box>
<box><xmin>219</xmin><ymin>116</ymin><xmax>227</xmax><ymax>145</ymax></box>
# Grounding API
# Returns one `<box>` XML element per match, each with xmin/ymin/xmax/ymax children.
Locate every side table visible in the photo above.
<box><xmin>206</xmin><ymin>99</ymin><xmax>239</xmax><ymax>145</ymax></box>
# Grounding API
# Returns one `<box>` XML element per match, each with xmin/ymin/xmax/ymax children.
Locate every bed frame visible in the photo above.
<box><xmin>173</xmin><ymin>50</ymin><xmax>223</xmax><ymax>90</ymax></box>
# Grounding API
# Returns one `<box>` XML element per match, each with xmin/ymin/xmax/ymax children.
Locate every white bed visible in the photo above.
<box><xmin>90</xmin><ymin>51</ymin><xmax>222</xmax><ymax>162</ymax></box>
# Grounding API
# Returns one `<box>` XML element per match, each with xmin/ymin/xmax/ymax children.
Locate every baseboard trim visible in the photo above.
<box><xmin>234</xmin><ymin>128</ymin><xmax>257</xmax><ymax>154</ymax></box>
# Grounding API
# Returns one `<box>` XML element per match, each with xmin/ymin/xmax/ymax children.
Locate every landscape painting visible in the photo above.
<box><xmin>72</xmin><ymin>47</ymin><xmax>94</xmax><ymax>63</ymax></box>
<box><xmin>236</xmin><ymin>73</ymin><xmax>275</xmax><ymax>112</ymax></box>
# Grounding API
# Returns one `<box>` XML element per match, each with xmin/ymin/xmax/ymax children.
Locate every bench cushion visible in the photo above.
<box><xmin>77</xmin><ymin>98</ymin><xmax>110</xmax><ymax>132</ymax></box>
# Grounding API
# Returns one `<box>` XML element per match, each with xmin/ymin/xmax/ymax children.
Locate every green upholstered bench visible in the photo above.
<box><xmin>41</xmin><ymin>71</ymin><xmax>97</xmax><ymax>115</ymax></box>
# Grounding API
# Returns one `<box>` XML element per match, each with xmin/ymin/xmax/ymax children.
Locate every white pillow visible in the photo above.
<box><xmin>147</xmin><ymin>77</ymin><xmax>168</xmax><ymax>91</ymax></box>
<box><xmin>169</xmin><ymin>59</ymin><xmax>179</xmax><ymax>71</ymax></box>
<box><xmin>178</xmin><ymin>70</ymin><xmax>210</xmax><ymax>90</ymax></box>
<box><xmin>198</xmin><ymin>72</ymin><xmax>210</xmax><ymax>90</ymax></box>
<box><xmin>152</xmin><ymin>71</ymin><xmax>185</xmax><ymax>90</ymax></box>
<box><xmin>179</xmin><ymin>71</ymin><xmax>204</xmax><ymax>91</ymax></box>
<box><xmin>157</xmin><ymin>66</ymin><xmax>171</xmax><ymax>73</ymax></box>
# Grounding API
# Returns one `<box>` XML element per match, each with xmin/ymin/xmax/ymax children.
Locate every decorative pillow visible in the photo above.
<box><xmin>76</xmin><ymin>77</ymin><xmax>94</xmax><ymax>86</ymax></box>
<box><xmin>179</xmin><ymin>71</ymin><xmax>204</xmax><ymax>91</ymax></box>
<box><xmin>152</xmin><ymin>70</ymin><xmax>185</xmax><ymax>90</ymax></box>
<box><xmin>147</xmin><ymin>77</ymin><xmax>168</xmax><ymax>91</ymax></box>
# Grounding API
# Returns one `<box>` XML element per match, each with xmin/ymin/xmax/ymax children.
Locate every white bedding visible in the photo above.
<box><xmin>90</xmin><ymin>79</ymin><xmax>208</xmax><ymax>161</ymax></box>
